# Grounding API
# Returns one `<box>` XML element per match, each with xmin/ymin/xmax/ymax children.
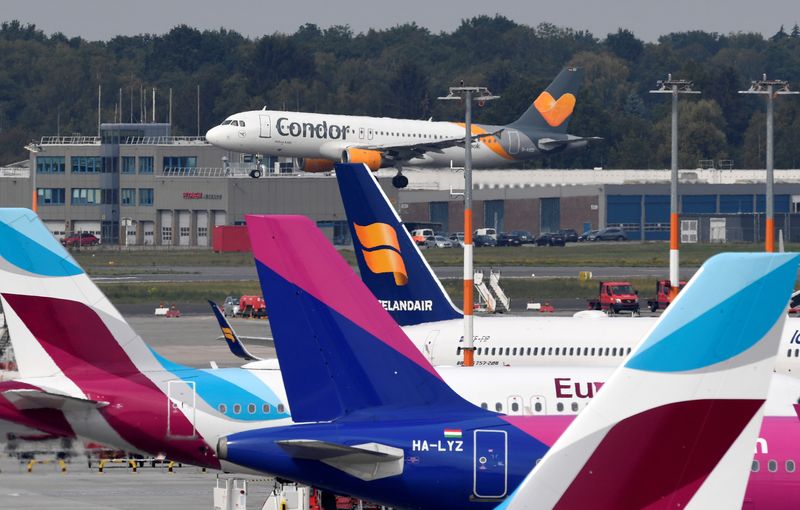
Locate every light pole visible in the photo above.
<box><xmin>740</xmin><ymin>75</ymin><xmax>798</xmax><ymax>252</ymax></box>
<box><xmin>23</xmin><ymin>142</ymin><xmax>42</xmax><ymax>213</ymax></box>
<box><xmin>649</xmin><ymin>75</ymin><xmax>699</xmax><ymax>296</ymax></box>
<box><xmin>438</xmin><ymin>85</ymin><xmax>498</xmax><ymax>367</ymax></box>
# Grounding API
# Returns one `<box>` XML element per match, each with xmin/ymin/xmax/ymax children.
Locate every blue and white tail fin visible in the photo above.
<box><xmin>335</xmin><ymin>163</ymin><xmax>461</xmax><ymax>326</ymax></box>
<box><xmin>208</xmin><ymin>300</ymin><xmax>263</xmax><ymax>362</ymax></box>
<box><xmin>498</xmin><ymin>253</ymin><xmax>799</xmax><ymax>510</ymax></box>
<box><xmin>246</xmin><ymin>214</ymin><xmax>478</xmax><ymax>423</ymax></box>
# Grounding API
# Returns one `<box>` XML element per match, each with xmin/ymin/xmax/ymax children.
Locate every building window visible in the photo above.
<box><xmin>163</xmin><ymin>156</ymin><xmax>197</xmax><ymax>170</ymax></box>
<box><xmin>71</xmin><ymin>156</ymin><xmax>102</xmax><ymax>173</ymax></box>
<box><xmin>198</xmin><ymin>227</ymin><xmax>208</xmax><ymax>238</ymax></box>
<box><xmin>161</xmin><ymin>226</ymin><xmax>172</xmax><ymax>242</ymax></box>
<box><xmin>101</xmin><ymin>188</ymin><xmax>118</xmax><ymax>205</ymax></box>
<box><xmin>121</xmin><ymin>156</ymin><xmax>136</xmax><ymax>173</ymax></box>
<box><xmin>36</xmin><ymin>156</ymin><xmax>65</xmax><ymax>173</ymax></box>
<box><xmin>180</xmin><ymin>226</ymin><xmax>190</xmax><ymax>238</ymax></box>
<box><xmin>71</xmin><ymin>188</ymin><xmax>101</xmax><ymax>205</ymax></box>
<box><xmin>121</xmin><ymin>188</ymin><xmax>136</xmax><ymax>205</ymax></box>
<box><xmin>139</xmin><ymin>188</ymin><xmax>154</xmax><ymax>206</ymax></box>
<box><xmin>139</xmin><ymin>156</ymin><xmax>154</xmax><ymax>174</ymax></box>
<box><xmin>37</xmin><ymin>188</ymin><xmax>65</xmax><ymax>205</ymax></box>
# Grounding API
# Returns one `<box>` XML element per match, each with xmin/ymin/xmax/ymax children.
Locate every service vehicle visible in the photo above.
<box><xmin>587</xmin><ymin>281</ymin><xmax>639</xmax><ymax>314</ymax></box>
<box><xmin>473</xmin><ymin>227</ymin><xmax>497</xmax><ymax>239</ymax></box>
<box><xmin>411</xmin><ymin>228</ymin><xmax>434</xmax><ymax>246</ymax></box>
<box><xmin>237</xmin><ymin>295</ymin><xmax>266</xmax><ymax>318</ymax></box>
<box><xmin>646</xmin><ymin>279</ymin><xmax>686</xmax><ymax>312</ymax></box>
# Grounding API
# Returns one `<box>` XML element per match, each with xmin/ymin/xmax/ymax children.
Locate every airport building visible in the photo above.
<box><xmin>3</xmin><ymin>123</ymin><xmax>800</xmax><ymax>246</ymax></box>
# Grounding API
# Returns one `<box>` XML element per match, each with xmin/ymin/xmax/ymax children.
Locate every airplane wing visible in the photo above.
<box><xmin>360</xmin><ymin>128</ymin><xmax>504</xmax><ymax>162</ymax></box>
<box><xmin>276</xmin><ymin>439</ymin><xmax>404</xmax><ymax>481</ymax></box>
<box><xmin>2</xmin><ymin>388</ymin><xmax>109</xmax><ymax>411</ymax></box>
<box><xmin>214</xmin><ymin>335</ymin><xmax>274</xmax><ymax>344</ymax></box>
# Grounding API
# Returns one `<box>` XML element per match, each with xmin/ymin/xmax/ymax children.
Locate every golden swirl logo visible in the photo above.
<box><xmin>354</xmin><ymin>222</ymin><xmax>408</xmax><ymax>286</ymax></box>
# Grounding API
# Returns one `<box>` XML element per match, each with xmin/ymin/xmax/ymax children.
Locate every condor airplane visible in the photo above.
<box><xmin>334</xmin><ymin>162</ymin><xmax>800</xmax><ymax>375</ymax></box>
<box><xmin>205</xmin><ymin>68</ymin><xmax>597</xmax><ymax>187</ymax></box>
<box><xmin>219</xmin><ymin>214</ymin><xmax>798</xmax><ymax>509</ymax></box>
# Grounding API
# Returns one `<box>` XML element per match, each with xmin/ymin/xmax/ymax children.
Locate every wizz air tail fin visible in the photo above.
<box><xmin>208</xmin><ymin>300</ymin><xmax>265</xmax><ymax>361</ymax></box>
<box><xmin>499</xmin><ymin>252</ymin><xmax>799</xmax><ymax>510</ymax></box>
<box><xmin>335</xmin><ymin>163</ymin><xmax>461</xmax><ymax>326</ymax></box>
<box><xmin>0</xmin><ymin>209</ymin><xmax>160</xmax><ymax>379</ymax></box>
<box><xmin>246</xmin><ymin>215</ymin><xmax>478</xmax><ymax>423</ymax></box>
<box><xmin>511</xmin><ymin>67</ymin><xmax>583</xmax><ymax>134</ymax></box>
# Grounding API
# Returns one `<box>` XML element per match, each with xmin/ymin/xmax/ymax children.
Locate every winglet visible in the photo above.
<box><xmin>335</xmin><ymin>163</ymin><xmax>461</xmax><ymax>326</ymax></box>
<box><xmin>208</xmin><ymin>300</ymin><xmax>262</xmax><ymax>362</ymax></box>
<box><xmin>246</xmin><ymin>214</ymin><xmax>478</xmax><ymax>423</ymax></box>
<box><xmin>498</xmin><ymin>253</ymin><xmax>800</xmax><ymax>510</ymax></box>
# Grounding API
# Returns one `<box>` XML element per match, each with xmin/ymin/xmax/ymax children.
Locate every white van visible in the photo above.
<box><xmin>473</xmin><ymin>228</ymin><xmax>497</xmax><ymax>239</ymax></box>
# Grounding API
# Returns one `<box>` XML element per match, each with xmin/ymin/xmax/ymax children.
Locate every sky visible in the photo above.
<box><xmin>0</xmin><ymin>0</ymin><xmax>795</xmax><ymax>42</ymax></box>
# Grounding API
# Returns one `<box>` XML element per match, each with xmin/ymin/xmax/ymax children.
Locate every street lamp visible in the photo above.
<box><xmin>649</xmin><ymin>75</ymin><xmax>699</xmax><ymax>296</ymax></box>
<box><xmin>438</xmin><ymin>85</ymin><xmax>499</xmax><ymax>367</ymax></box>
<box><xmin>23</xmin><ymin>142</ymin><xmax>42</xmax><ymax>213</ymax></box>
<box><xmin>739</xmin><ymin>75</ymin><xmax>799</xmax><ymax>252</ymax></box>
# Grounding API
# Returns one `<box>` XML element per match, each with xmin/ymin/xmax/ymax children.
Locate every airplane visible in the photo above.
<box><xmin>217</xmin><ymin>213</ymin><xmax>798</xmax><ymax>509</ymax></box>
<box><xmin>205</xmin><ymin>68</ymin><xmax>598</xmax><ymax>188</ymax></box>
<box><xmin>334</xmin><ymin>162</ymin><xmax>800</xmax><ymax>374</ymax></box>
<box><xmin>208</xmin><ymin>299</ymin><xmax>270</xmax><ymax>362</ymax></box>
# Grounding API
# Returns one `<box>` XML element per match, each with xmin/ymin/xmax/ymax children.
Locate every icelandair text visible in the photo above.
<box><xmin>379</xmin><ymin>300</ymin><xmax>433</xmax><ymax>312</ymax></box>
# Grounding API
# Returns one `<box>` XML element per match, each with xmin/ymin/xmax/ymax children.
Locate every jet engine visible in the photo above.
<box><xmin>341</xmin><ymin>148</ymin><xmax>383</xmax><ymax>171</ymax></box>
<box><xmin>300</xmin><ymin>158</ymin><xmax>336</xmax><ymax>173</ymax></box>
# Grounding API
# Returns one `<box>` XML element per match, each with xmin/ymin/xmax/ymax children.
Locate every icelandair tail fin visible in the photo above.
<box><xmin>335</xmin><ymin>163</ymin><xmax>461</xmax><ymax>326</ymax></box>
<box><xmin>208</xmin><ymin>300</ymin><xmax>264</xmax><ymax>361</ymax></box>
<box><xmin>498</xmin><ymin>252</ymin><xmax>799</xmax><ymax>510</ymax></box>
<box><xmin>511</xmin><ymin>67</ymin><xmax>583</xmax><ymax>134</ymax></box>
<box><xmin>0</xmin><ymin>209</ymin><xmax>160</xmax><ymax>379</ymax></box>
<box><xmin>246</xmin><ymin>215</ymin><xmax>478</xmax><ymax>423</ymax></box>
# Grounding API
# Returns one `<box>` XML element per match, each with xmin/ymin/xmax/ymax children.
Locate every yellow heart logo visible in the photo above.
<box><xmin>533</xmin><ymin>91</ymin><xmax>576</xmax><ymax>127</ymax></box>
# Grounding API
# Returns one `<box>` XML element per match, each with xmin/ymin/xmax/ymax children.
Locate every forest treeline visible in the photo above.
<box><xmin>1</xmin><ymin>17</ymin><xmax>800</xmax><ymax>168</ymax></box>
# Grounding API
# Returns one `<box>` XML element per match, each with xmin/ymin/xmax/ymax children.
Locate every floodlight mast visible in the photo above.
<box><xmin>438</xmin><ymin>85</ymin><xmax>499</xmax><ymax>367</ymax></box>
<box><xmin>649</xmin><ymin>75</ymin><xmax>699</xmax><ymax>296</ymax></box>
<box><xmin>740</xmin><ymin>75</ymin><xmax>799</xmax><ymax>252</ymax></box>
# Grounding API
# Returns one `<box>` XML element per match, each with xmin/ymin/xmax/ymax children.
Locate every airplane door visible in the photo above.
<box><xmin>508</xmin><ymin>131</ymin><xmax>520</xmax><ymax>155</ymax></box>
<box><xmin>367</xmin><ymin>128</ymin><xmax>374</xmax><ymax>140</ymax></box>
<box><xmin>422</xmin><ymin>330</ymin><xmax>440</xmax><ymax>362</ymax></box>
<box><xmin>259</xmin><ymin>115</ymin><xmax>271</xmax><ymax>138</ymax></box>
<box><xmin>530</xmin><ymin>395</ymin><xmax>546</xmax><ymax>415</ymax></box>
<box><xmin>507</xmin><ymin>395</ymin><xmax>524</xmax><ymax>415</ymax></box>
<box><xmin>167</xmin><ymin>380</ymin><xmax>196</xmax><ymax>439</ymax></box>
<box><xmin>359</xmin><ymin>127</ymin><xmax>365</xmax><ymax>140</ymax></box>
<box><xmin>474</xmin><ymin>430</ymin><xmax>507</xmax><ymax>499</ymax></box>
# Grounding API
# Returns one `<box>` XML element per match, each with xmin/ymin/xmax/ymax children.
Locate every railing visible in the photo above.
<box><xmin>40</xmin><ymin>136</ymin><xmax>100</xmax><ymax>145</ymax></box>
<box><xmin>123</xmin><ymin>136</ymin><xmax>208</xmax><ymax>145</ymax></box>
<box><xmin>0</xmin><ymin>167</ymin><xmax>30</xmax><ymax>178</ymax></box>
<box><xmin>161</xmin><ymin>166</ymin><xmax>307</xmax><ymax>178</ymax></box>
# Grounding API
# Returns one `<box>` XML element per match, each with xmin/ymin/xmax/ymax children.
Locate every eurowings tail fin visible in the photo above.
<box><xmin>246</xmin><ymin>214</ymin><xmax>478</xmax><ymax>423</ymax></box>
<box><xmin>335</xmin><ymin>163</ymin><xmax>461</xmax><ymax>326</ymax></box>
<box><xmin>498</xmin><ymin>252</ymin><xmax>799</xmax><ymax>510</ymax></box>
<box><xmin>510</xmin><ymin>67</ymin><xmax>583</xmax><ymax>134</ymax></box>
<box><xmin>208</xmin><ymin>300</ymin><xmax>263</xmax><ymax>361</ymax></box>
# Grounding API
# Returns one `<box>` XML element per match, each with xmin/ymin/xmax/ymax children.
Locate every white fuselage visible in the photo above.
<box><xmin>205</xmin><ymin>110</ymin><xmax>517</xmax><ymax>168</ymax></box>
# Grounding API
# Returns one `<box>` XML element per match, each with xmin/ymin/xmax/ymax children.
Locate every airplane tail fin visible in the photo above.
<box><xmin>498</xmin><ymin>252</ymin><xmax>799</xmax><ymax>510</ymax></box>
<box><xmin>208</xmin><ymin>300</ymin><xmax>262</xmax><ymax>361</ymax></box>
<box><xmin>335</xmin><ymin>163</ymin><xmax>461</xmax><ymax>326</ymax></box>
<box><xmin>246</xmin><ymin>214</ymin><xmax>479</xmax><ymax>423</ymax></box>
<box><xmin>511</xmin><ymin>67</ymin><xmax>583</xmax><ymax>134</ymax></box>
<box><xmin>0</xmin><ymin>209</ymin><xmax>161</xmax><ymax>380</ymax></box>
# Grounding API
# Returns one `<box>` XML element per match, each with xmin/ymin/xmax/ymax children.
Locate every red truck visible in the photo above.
<box><xmin>647</xmin><ymin>279</ymin><xmax>686</xmax><ymax>312</ymax></box>
<box><xmin>587</xmin><ymin>281</ymin><xmax>640</xmax><ymax>315</ymax></box>
<box><xmin>238</xmin><ymin>295</ymin><xmax>266</xmax><ymax>318</ymax></box>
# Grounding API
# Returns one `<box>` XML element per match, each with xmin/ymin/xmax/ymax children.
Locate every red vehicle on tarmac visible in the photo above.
<box><xmin>61</xmin><ymin>232</ymin><xmax>100</xmax><ymax>247</ymax></box>
<box><xmin>587</xmin><ymin>281</ymin><xmax>639</xmax><ymax>314</ymax></box>
<box><xmin>647</xmin><ymin>279</ymin><xmax>687</xmax><ymax>312</ymax></box>
<box><xmin>238</xmin><ymin>295</ymin><xmax>266</xmax><ymax>318</ymax></box>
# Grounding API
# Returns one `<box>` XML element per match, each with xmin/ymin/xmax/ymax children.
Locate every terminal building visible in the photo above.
<box><xmin>2</xmin><ymin>122</ymin><xmax>800</xmax><ymax>246</ymax></box>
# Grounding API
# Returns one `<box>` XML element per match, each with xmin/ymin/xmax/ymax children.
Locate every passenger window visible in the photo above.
<box><xmin>571</xmin><ymin>402</ymin><xmax>579</xmax><ymax>412</ymax></box>
<box><xmin>457</xmin><ymin>347</ymin><xmax>462</xmax><ymax>355</ymax></box>
<box><xmin>480</xmin><ymin>402</ymin><xmax>488</xmax><ymax>410</ymax></box>
<box><xmin>768</xmin><ymin>460</ymin><xmax>778</xmax><ymax>472</ymax></box>
<box><xmin>505</xmin><ymin>348</ymin><xmax>510</xmax><ymax>355</ymax></box>
<box><xmin>218</xmin><ymin>404</ymin><xmax>227</xmax><ymax>413</ymax></box>
<box><xmin>795</xmin><ymin>349</ymin><xmax>799</xmax><ymax>357</ymax></box>
<box><xmin>627</xmin><ymin>348</ymin><xmax>632</xmax><ymax>354</ymax></box>
<box><xmin>277</xmin><ymin>404</ymin><xmax>285</xmax><ymax>413</ymax></box>
<box><xmin>555</xmin><ymin>348</ymin><xmax>560</xmax><ymax>356</ymax></box>
<box><xmin>248</xmin><ymin>403</ymin><xmax>256</xmax><ymax>414</ymax></box>
<box><xmin>233</xmin><ymin>404</ymin><xmax>241</xmax><ymax>415</ymax></box>
<box><xmin>752</xmin><ymin>460</ymin><xmax>760</xmax><ymax>472</ymax></box>
<box><xmin>262</xmin><ymin>404</ymin><xmax>270</xmax><ymax>413</ymax></box>
<box><xmin>491</xmin><ymin>348</ymin><xmax>496</xmax><ymax>355</ymax></box>
<box><xmin>527</xmin><ymin>348</ymin><xmax>532</xmax><ymax>355</ymax></box>
<box><xmin>569</xmin><ymin>348</ymin><xmax>574</xmax><ymax>356</ymax></box>
<box><xmin>495</xmin><ymin>403</ymin><xmax>503</xmax><ymax>412</ymax></box>
<box><xmin>556</xmin><ymin>402</ymin><xmax>564</xmax><ymax>412</ymax></box>
<box><xmin>533</xmin><ymin>347</ymin><xmax>538</xmax><ymax>356</ymax></box>
<box><xmin>591</xmin><ymin>348</ymin><xmax>596</xmax><ymax>356</ymax></box>
<box><xmin>511</xmin><ymin>402</ymin><xmax>519</xmax><ymax>412</ymax></box>
<box><xmin>477</xmin><ymin>347</ymin><xmax>482</xmax><ymax>355</ymax></box>
<box><xmin>512</xmin><ymin>348</ymin><xmax>517</xmax><ymax>355</ymax></box>
<box><xmin>584</xmin><ymin>347</ymin><xmax>589</xmax><ymax>355</ymax></box>
<box><xmin>604</xmin><ymin>348</ymin><xmax>610</xmax><ymax>356</ymax></box>
<box><xmin>787</xmin><ymin>460</ymin><xmax>796</xmax><ymax>473</ymax></box>
<box><xmin>548</xmin><ymin>348</ymin><xmax>553</xmax><ymax>355</ymax></box>
<box><xmin>534</xmin><ymin>402</ymin><xmax>542</xmax><ymax>412</ymax></box>
<box><xmin>612</xmin><ymin>348</ymin><xmax>617</xmax><ymax>356</ymax></box>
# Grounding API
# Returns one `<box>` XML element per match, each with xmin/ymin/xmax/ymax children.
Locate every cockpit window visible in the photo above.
<box><xmin>239</xmin><ymin>121</ymin><xmax>245</xmax><ymax>127</ymax></box>
<box><xmin>221</xmin><ymin>120</ymin><xmax>233</xmax><ymax>126</ymax></box>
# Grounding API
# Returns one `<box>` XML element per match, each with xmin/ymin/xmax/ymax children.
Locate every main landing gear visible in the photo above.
<box><xmin>392</xmin><ymin>170</ymin><xmax>409</xmax><ymax>189</ymax></box>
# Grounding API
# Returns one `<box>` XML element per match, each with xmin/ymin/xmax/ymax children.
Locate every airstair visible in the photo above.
<box><xmin>474</xmin><ymin>270</ymin><xmax>510</xmax><ymax>313</ymax></box>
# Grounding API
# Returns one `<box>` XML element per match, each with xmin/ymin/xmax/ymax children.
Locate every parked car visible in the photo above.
<box><xmin>448</xmin><ymin>232</ymin><xmax>465</xmax><ymax>246</ymax></box>
<box><xmin>222</xmin><ymin>296</ymin><xmax>240</xmax><ymax>317</ymax></box>
<box><xmin>589</xmin><ymin>227</ymin><xmax>628</xmax><ymax>241</ymax></box>
<box><xmin>559</xmin><ymin>229</ymin><xmax>579</xmax><ymax>243</ymax></box>
<box><xmin>496</xmin><ymin>232</ymin><xmax>523</xmax><ymax>247</ymax></box>
<box><xmin>535</xmin><ymin>232</ymin><xmax>566</xmax><ymax>246</ymax></box>
<box><xmin>473</xmin><ymin>228</ymin><xmax>497</xmax><ymax>240</ymax></box>
<box><xmin>474</xmin><ymin>235</ymin><xmax>497</xmax><ymax>247</ymax></box>
<box><xmin>510</xmin><ymin>230</ymin><xmax>535</xmax><ymax>244</ymax></box>
<box><xmin>432</xmin><ymin>235</ymin><xmax>454</xmax><ymax>248</ymax></box>
<box><xmin>578</xmin><ymin>230</ymin><xmax>598</xmax><ymax>242</ymax></box>
<box><xmin>62</xmin><ymin>232</ymin><xmax>100</xmax><ymax>247</ymax></box>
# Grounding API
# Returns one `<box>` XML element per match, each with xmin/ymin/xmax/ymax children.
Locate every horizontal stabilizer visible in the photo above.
<box><xmin>3</xmin><ymin>388</ymin><xmax>109</xmax><ymax>411</ymax></box>
<box><xmin>537</xmin><ymin>136</ymin><xmax>602</xmax><ymax>151</ymax></box>
<box><xmin>277</xmin><ymin>440</ymin><xmax>404</xmax><ymax>481</ymax></box>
